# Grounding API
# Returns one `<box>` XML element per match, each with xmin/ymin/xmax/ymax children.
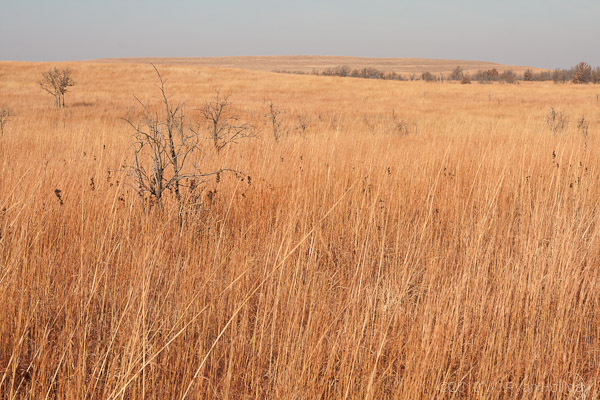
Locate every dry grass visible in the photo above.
<box><xmin>91</xmin><ymin>55</ymin><xmax>547</xmax><ymax>75</ymax></box>
<box><xmin>1</xmin><ymin>61</ymin><xmax>599</xmax><ymax>399</ymax></box>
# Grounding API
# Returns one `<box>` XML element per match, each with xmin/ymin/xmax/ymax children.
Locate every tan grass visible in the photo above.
<box><xmin>0</xmin><ymin>61</ymin><xmax>599</xmax><ymax>399</ymax></box>
<box><xmin>90</xmin><ymin>55</ymin><xmax>547</xmax><ymax>75</ymax></box>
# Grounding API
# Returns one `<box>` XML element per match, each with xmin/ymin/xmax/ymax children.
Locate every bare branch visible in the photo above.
<box><xmin>199</xmin><ymin>90</ymin><xmax>255</xmax><ymax>152</ymax></box>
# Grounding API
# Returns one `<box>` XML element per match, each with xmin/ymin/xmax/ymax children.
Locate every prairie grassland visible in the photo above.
<box><xmin>92</xmin><ymin>55</ymin><xmax>547</xmax><ymax>75</ymax></box>
<box><xmin>0</xmin><ymin>61</ymin><xmax>599</xmax><ymax>399</ymax></box>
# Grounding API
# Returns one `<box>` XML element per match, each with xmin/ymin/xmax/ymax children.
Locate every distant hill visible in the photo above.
<box><xmin>91</xmin><ymin>55</ymin><xmax>546</xmax><ymax>75</ymax></box>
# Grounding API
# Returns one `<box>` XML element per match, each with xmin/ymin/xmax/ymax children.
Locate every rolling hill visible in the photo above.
<box><xmin>91</xmin><ymin>55</ymin><xmax>546</xmax><ymax>75</ymax></box>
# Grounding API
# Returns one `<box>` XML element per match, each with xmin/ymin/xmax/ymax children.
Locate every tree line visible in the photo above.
<box><xmin>277</xmin><ymin>61</ymin><xmax>600</xmax><ymax>84</ymax></box>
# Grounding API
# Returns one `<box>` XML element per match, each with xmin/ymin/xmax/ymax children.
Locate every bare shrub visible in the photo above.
<box><xmin>421</xmin><ymin>71</ymin><xmax>436</xmax><ymax>82</ymax></box>
<box><xmin>125</xmin><ymin>66</ymin><xmax>235</xmax><ymax>219</ymax></box>
<box><xmin>266</xmin><ymin>101</ymin><xmax>286</xmax><ymax>141</ymax></box>
<box><xmin>577</xmin><ymin>116</ymin><xmax>589</xmax><ymax>138</ymax></box>
<box><xmin>546</xmin><ymin>107</ymin><xmax>568</xmax><ymax>134</ymax></box>
<box><xmin>200</xmin><ymin>90</ymin><xmax>255</xmax><ymax>152</ymax></box>
<box><xmin>40</xmin><ymin>67</ymin><xmax>75</xmax><ymax>108</ymax></box>
<box><xmin>391</xmin><ymin>110</ymin><xmax>412</xmax><ymax>136</ymax></box>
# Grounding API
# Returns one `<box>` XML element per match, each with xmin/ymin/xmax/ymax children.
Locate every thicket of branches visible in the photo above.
<box><xmin>124</xmin><ymin>66</ymin><xmax>249</xmax><ymax>222</ymax></box>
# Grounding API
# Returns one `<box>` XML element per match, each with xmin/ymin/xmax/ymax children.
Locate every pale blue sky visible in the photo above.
<box><xmin>1</xmin><ymin>0</ymin><xmax>598</xmax><ymax>68</ymax></box>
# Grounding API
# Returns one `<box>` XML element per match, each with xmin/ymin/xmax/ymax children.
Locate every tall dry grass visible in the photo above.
<box><xmin>1</xmin><ymin>61</ymin><xmax>599</xmax><ymax>399</ymax></box>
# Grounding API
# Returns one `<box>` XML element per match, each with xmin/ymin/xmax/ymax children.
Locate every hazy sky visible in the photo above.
<box><xmin>1</xmin><ymin>0</ymin><xmax>598</xmax><ymax>68</ymax></box>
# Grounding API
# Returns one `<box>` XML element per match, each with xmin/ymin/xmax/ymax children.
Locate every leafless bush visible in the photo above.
<box><xmin>39</xmin><ymin>67</ymin><xmax>75</xmax><ymax>108</ymax></box>
<box><xmin>391</xmin><ymin>110</ymin><xmax>412</xmax><ymax>136</ymax></box>
<box><xmin>200</xmin><ymin>90</ymin><xmax>255</xmax><ymax>152</ymax></box>
<box><xmin>265</xmin><ymin>101</ymin><xmax>286</xmax><ymax>141</ymax></box>
<box><xmin>0</xmin><ymin>106</ymin><xmax>12</xmax><ymax>136</ymax></box>
<box><xmin>546</xmin><ymin>107</ymin><xmax>568</xmax><ymax>134</ymax></box>
<box><xmin>577</xmin><ymin>116</ymin><xmax>589</xmax><ymax>138</ymax></box>
<box><xmin>461</xmin><ymin>75</ymin><xmax>472</xmax><ymax>84</ymax></box>
<box><xmin>421</xmin><ymin>71</ymin><xmax>436</xmax><ymax>82</ymax></box>
<box><xmin>125</xmin><ymin>66</ymin><xmax>236</xmax><ymax>219</ymax></box>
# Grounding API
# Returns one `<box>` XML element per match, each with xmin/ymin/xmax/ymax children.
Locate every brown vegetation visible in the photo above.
<box><xmin>0</xmin><ymin>61</ymin><xmax>599</xmax><ymax>398</ymax></box>
<box><xmin>93</xmin><ymin>55</ymin><xmax>545</xmax><ymax>76</ymax></box>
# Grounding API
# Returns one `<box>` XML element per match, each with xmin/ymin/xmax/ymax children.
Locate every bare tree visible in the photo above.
<box><xmin>40</xmin><ymin>68</ymin><xmax>75</xmax><ymax>108</ymax></box>
<box><xmin>199</xmin><ymin>90</ymin><xmax>254</xmax><ymax>152</ymax></box>
<box><xmin>0</xmin><ymin>106</ymin><xmax>12</xmax><ymax>136</ymax></box>
<box><xmin>125</xmin><ymin>65</ymin><xmax>236</xmax><ymax>221</ymax></box>
<box><xmin>573</xmin><ymin>62</ymin><xmax>592</xmax><ymax>84</ymax></box>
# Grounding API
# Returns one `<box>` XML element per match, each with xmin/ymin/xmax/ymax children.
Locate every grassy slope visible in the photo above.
<box><xmin>91</xmin><ymin>55</ymin><xmax>547</xmax><ymax>75</ymax></box>
<box><xmin>0</xmin><ymin>61</ymin><xmax>599</xmax><ymax>398</ymax></box>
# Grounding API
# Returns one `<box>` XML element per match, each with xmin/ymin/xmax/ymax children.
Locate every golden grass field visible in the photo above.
<box><xmin>1</xmin><ymin>60</ymin><xmax>599</xmax><ymax>399</ymax></box>
<box><xmin>92</xmin><ymin>55</ymin><xmax>547</xmax><ymax>75</ymax></box>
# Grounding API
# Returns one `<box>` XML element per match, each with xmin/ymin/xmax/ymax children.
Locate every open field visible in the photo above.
<box><xmin>92</xmin><ymin>55</ymin><xmax>547</xmax><ymax>75</ymax></box>
<box><xmin>1</xmin><ymin>61</ymin><xmax>600</xmax><ymax>398</ymax></box>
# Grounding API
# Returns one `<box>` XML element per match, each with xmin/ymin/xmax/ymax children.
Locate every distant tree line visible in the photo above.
<box><xmin>320</xmin><ymin>65</ymin><xmax>408</xmax><ymax>81</ymax></box>
<box><xmin>275</xmin><ymin>62</ymin><xmax>600</xmax><ymax>84</ymax></box>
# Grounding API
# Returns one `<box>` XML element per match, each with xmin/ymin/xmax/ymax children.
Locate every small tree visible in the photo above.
<box><xmin>40</xmin><ymin>68</ymin><xmax>75</xmax><ymax>108</ymax></box>
<box><xmin>0</xmin><ymin>106</ymin><xmax>12</xmax><ymax>136</ymax></box>
<box><xmin>573</xmin><ymin>62</ymin><xmax>592</xmax><ymax>84</ymax></box>
<box><xmin>449</xmin><ymin>66</ymin><xmax>464</xmax><ymax>81</ymax></box>
<box><xmin>200</xmin><ymin>90</ymin><xmax>254</xmax><ymax>152</ymax></box>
